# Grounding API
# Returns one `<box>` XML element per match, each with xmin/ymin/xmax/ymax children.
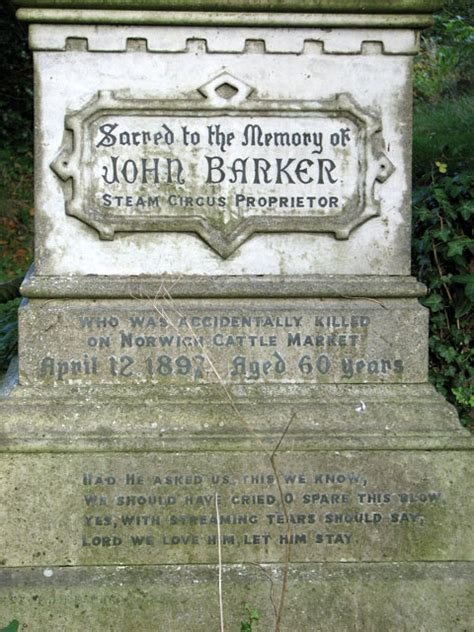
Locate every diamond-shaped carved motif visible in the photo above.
<box><xmin>215</xmin><ymin>82</ymin><xmax>239</xmax><ymax>99</ymax></box>
<box><xmin>198</xmin><ymin>71</ymin><xmax>253</xmax><ymax>106</ymax></box>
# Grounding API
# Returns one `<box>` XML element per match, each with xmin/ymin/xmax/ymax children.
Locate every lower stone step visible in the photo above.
<box><xmin>0</xmin><ymin>562</ymin><xmax>471</xmax><ymax>631</ymax></box>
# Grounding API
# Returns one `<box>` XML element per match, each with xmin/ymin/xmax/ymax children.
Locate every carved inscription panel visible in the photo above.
<box><xmin>2</xmin><ymin>451</ymin><xmax>470</xmax><ymax>566</ymax></box>
<box><xmin>19</xmin><ymin>299</ymin><xmax>427</xmax><ymax>386</ymax></box>
<box><xmin>51</xmin><ymin>74</ymin><xmax>394</xmax><ymax>257</ymax></box>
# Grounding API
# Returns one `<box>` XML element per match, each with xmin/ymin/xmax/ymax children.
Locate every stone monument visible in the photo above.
<box><xmin>1</xmin><ymin>0</ymin><xmax>472</xmax><ymax>629</ymax></box>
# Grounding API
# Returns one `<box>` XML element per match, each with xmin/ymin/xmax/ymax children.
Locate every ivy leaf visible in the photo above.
<box><xmin>249</xmin><ymin>609</ymin><xmax>260</xmax><ymax>621</ymax></box>
<box><xmin>439</xmin><ymin>346</ymin><xmax>458</xmax><ymax>362</ymax></box>
<box><xmin>452</xmin><ymin>388</ymin><xmax>474</xmax><ymax>408</ymax></box>
<box><xmin>0</xmin><ymin>622</ymin><xmax>20</xmax><ymax>632</ymax></box>
<box><xmin>452</xmin><ymin>274</ymin><xmax>474</xmax><ymax>302</ymax></box>
<box><xmin>433</xmin><ymin>228</ymin><xmax>451</xmax><ymax>241</ymax></box>
<box><xmin>455</xmin><ymin>297</ymin><xmax>472</xmax><ymax>319</ymax></box>
<box><xmin>459</xmin><ymin>201</ymin><xmax>474</xmax><ymax>220</ymax></box>
<box><xmin>447</xmin><ymin>237</ymin><xmax>474</xmax><ymax>257</ymax></box>
<box><xmin>465</xmin><ymin>282</ymin><xmax>474</xmax><ymax>303</ymax></box>
<box><xmin>421</xmin><ymin>293</ymin><xmax>444</xmax><ymax>311</ymax></box>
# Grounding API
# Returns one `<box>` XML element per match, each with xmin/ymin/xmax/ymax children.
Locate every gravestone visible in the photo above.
<box><xmin>1</xmin><ymin>1</ymin><xmax>472</xmax><ymax>629</ymax></box>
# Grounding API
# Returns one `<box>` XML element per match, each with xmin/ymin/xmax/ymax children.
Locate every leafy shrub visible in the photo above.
<box><xmin>0</xmin><ymin>1</ymin><xmax>33</xmax><ymax>151</ymax></box>
<box><xmin>414</xmin><ymin>11</ymin><xmax>474</xmax><ymax>103</ymax></box>
<box><xmin>412</xmin><ymin>169</ymin><xmax>473</xmax><ymax>425</ymax></box>
<box><xmin>411</xmin><ymin>3</ymin><xmax>474</xmax><ymax>427</ymax></box>
<box><xmin>0</xmin><ymin>2</ymin><xmax>34</xmax><ymax>284</ymax></box>
<box><xmin>0</xmin><ymin>145</ymin><xmax>34</xmax><ymax>280</ymax></box>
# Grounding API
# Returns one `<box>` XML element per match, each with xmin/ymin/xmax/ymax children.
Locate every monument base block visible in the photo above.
<box><xmin>0</xmin><ymin>370</ymin><xmax>472</xmax><ymax>630</ymax></box>
<box><xmin>0</xmin><ymin>563</ymin><xmax>472</xmax><ymax>631</ymax></box>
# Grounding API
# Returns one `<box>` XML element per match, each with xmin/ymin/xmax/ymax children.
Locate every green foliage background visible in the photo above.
<box><xmin>0</xmin><ymin>1</ymin><xmax>472</xmax><ymax>424</ymax></box>
<box><xmin>411</xmin><ymin>0</ymin><xmax>473</xmax><ymax>424</ymax></box>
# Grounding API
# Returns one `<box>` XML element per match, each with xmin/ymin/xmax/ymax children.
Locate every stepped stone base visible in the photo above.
<box><xmin>0</xmin><ymin>368</ymin><xmax>472</xmax><ymax>631</ymax></box>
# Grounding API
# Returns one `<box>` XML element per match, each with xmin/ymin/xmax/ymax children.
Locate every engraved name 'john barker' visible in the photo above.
<box><xmin>51</xmin><ymin>71</ymin><xmax>395</xmax><ymax>257</ymax></box>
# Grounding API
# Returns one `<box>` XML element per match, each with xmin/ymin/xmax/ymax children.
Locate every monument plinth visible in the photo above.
<box><xmin>1</xmin><ymin>1</ymin><xmax>472</xmax><ymax>629</ymax></box>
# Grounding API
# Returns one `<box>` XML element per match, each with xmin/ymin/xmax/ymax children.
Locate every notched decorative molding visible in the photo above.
<box><xmin>65</xmin><ymin>37</ymin><xmax>88</xmax><ymax>51</ymax></box>
<box><xmin>361</xmin><ymin>41</ymin><xmax>384</xmax><ymax>55</ymax></box>
<box><xmin>126</xmin><ymin>38</ymin><xmax>148</xmax><ymax>52</ymax></box>
<box><xmin>29</xmin><ymin>25</ymin><xmax>420</xmax><ymax>55</ymax></box>
<box><xmin>51</xmin><ymin>71</ymin><xmax>395</xmax><ymax>258</ymax></box>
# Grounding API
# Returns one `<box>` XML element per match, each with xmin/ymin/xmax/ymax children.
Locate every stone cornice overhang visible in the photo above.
<box><xmin>15</xmin><ymin>0</ymin><xmax>443</xmax><ymax>28</ymax></box>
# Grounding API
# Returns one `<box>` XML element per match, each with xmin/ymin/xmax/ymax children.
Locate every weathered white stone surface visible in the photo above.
<box><xmin>34</xmin><ymin>24</ymin><xmax>414</xmax><ymax>276</ymax></box>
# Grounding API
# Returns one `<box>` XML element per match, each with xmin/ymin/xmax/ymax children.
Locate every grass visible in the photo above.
<box><xmin>413</xmin><ymin>93</ymin><xmax>474</xmax><ymax>179</ymax></box>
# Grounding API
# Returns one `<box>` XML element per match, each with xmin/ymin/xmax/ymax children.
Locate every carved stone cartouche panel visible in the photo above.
<box><xmin>51</xmin><ymin>71</ymin><xmax>394</xmax><ymax>257</ymax></box>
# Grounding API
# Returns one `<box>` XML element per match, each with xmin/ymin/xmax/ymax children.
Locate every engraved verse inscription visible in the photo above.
<box><xmin>79</xmin><ymin>458</ymin><xmax>446</xmax><ymax>564</ymax></box>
